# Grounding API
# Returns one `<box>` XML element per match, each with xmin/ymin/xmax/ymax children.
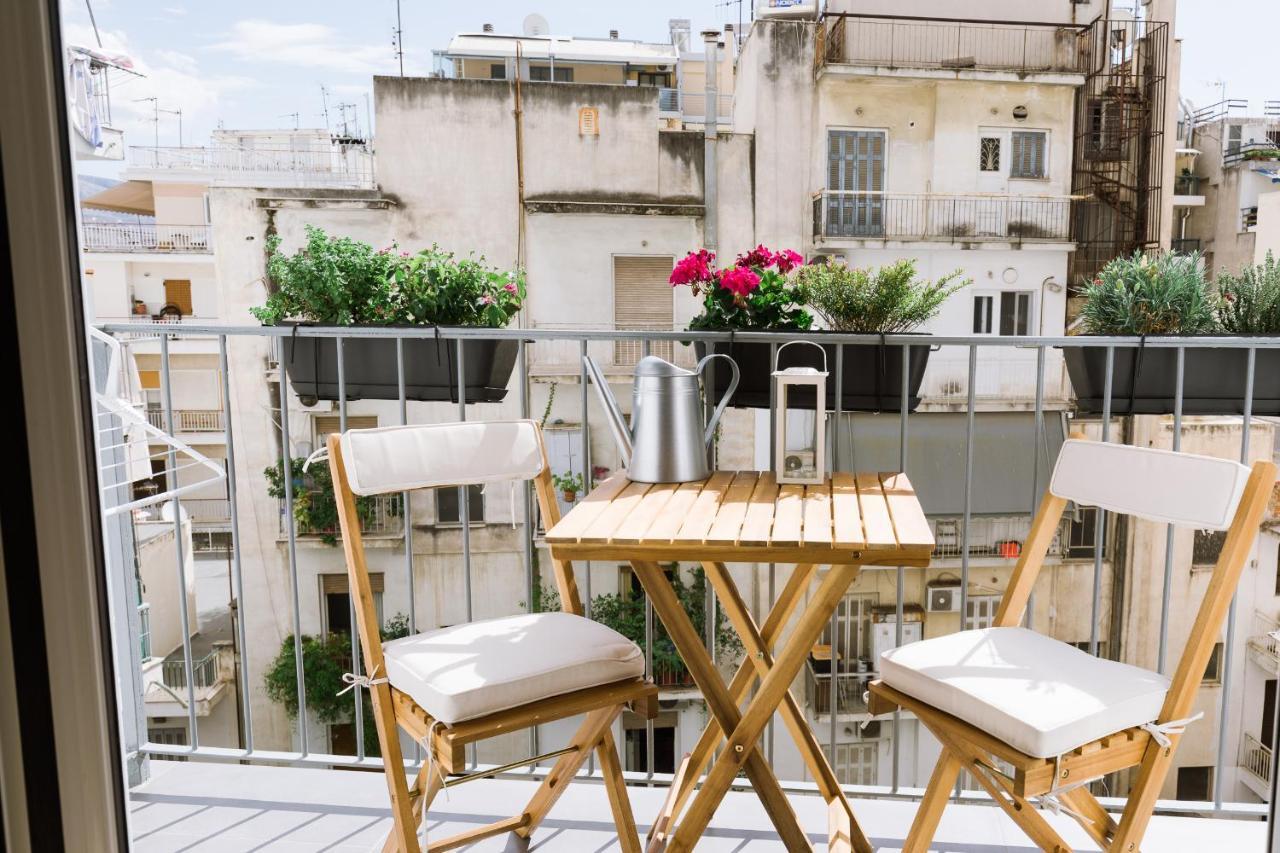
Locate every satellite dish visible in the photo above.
<box><xmin>523</xmin><ymin>13</ymin><xmax>549</xmax><ymax>36</ymax></box>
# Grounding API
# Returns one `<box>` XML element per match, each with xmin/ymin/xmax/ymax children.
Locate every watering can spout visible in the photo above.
<box><xmin>582</xmin><ymin>356</ymin><xmax>633</xmax><ymax>467</ymax></box>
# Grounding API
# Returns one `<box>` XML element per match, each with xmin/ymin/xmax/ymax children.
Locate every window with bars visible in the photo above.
<box><xmin>1193</xmin><ymin>529</ymin><xmax>1228</xmax><ymax>566</ymax></box>
<box><xmin>613</xmin><ymin>256</ymin><xmax>674</xmax><ymax>365</ymax></box>
<box><xmin>964</xmin><ymin>595</ymin><xmax>1001</xmax><ymax>630</ymax></box>
<box><xmin>437</xmin><ymin>484</ymin><xmax>485</xmax><ymax>524</ymax></box>
<box><xmin>979</xmin><ymin>137</ymin><xmax>1001</xmax><ymax>172</ymax></box>
<box><xmin>1066</xmin><ymin>507</ymin><xmax>1100</xmax><ymax>558</ymax></box>
<box><xmin>973</xmin><ymin>291</ymin><xmax>1031</xmax><ymax>336</ymax></box>
<box><xmin>1009</xmin><ymin>131</ymin><xmax>1047</xmax><ymax>179</ymax></box>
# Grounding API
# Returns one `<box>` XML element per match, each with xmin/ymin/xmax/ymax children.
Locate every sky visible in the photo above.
<box><xmin>62</xmin><ymin>0</ymin><xmax>1276</xmax><ymax>181</ymax></box>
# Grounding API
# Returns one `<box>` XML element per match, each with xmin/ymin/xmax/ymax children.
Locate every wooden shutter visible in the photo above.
<box><xmin>321</xmin><ymin>572</ymin><xmax>384</xmax><ymax>594</ymax></box>
<box><xmin>314</xmin><ymin>415</ymin><xmax>378</xmax><ymax>440</ymax></box>
<box><xmin>138</xmin><ymin>369</ymin><xmax>160</xmax><ymax>390</ymax></box>
<box><xmin>613</xmin><ymin>256</ymin><xmax>674</xmax><ymax>364</ymax></box>
<box><xmin>1011</xmin><ymin>131</ymin><xmax>1046</xmax><ymax>178</ymax></box>
<box><xmin>163</xmin><ymin>279</ymin><xmax>193</xmax><ymax>314</ymax></box>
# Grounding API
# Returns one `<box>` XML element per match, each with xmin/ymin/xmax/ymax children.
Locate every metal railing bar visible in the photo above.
<box><xmin>829</xmin><ymin>343</ymin><xmax>843</xmax><ymax>765</ymax></box>
<box><xmin>219</xmin><ymin>335</ymin><xmax>253</xmax><ymax>752</ymax></box>
<box><xmin>954</xmin><ymin>344</ymin><xmax>977</xmax><ymax>799</ymax></box>
<box><xmin>894</xmin><ymin>341</ymin><xmax>909</xmax><ymax>792</ymax></box>
<box><xmin>1158</xmin><ymin>347</ymin><xmax>1185</xmax><ymax>674</ymax></box>
<box><xmin>96</xmin><ymin>323</ymin><xmax>1280</xmax><ymax>349</ymax></box>
<box><xmin>1027</xmin><ymin>345</ymin><xmax>1046</xmax><ymax>631</ymax></box>
<box><xmin>1091</xmin><ymin>347</ymin><xmax>1114</xmax><ymax>658</ymax></box>
<box><xmin>336</xmin><ymin>339</ymin><xmax>366</xmax><ymax>761</ymax></box>
<box><xmin>395</xmin><ymin>338</ymin><xmax>419</xmax><ymax>766</ymax></box>
<box><xmin>578</xmin><ymin>339</ymin><xmax>595</xmax><ymax>776</ymax></box>
<box><xmin>456</xmin><ymin>339</ymin><xmax>475</xmax><ymax>770</ymax></box>
<box><xmin>1217</xmin><ymin>347</ymin><xmax>1255</xmax><ymax>811</ymax></box>
<box><xmin>517</xmin><ymin>339</ymin><xmax>538</xmax><ymax>762</ymax></box>
<box><xmin>767</xmin><ymin>341</ymin><xmax>778</xmax><ymax>766</ymax></box>
<box><xmin>160</xmin><ymin>334</ymin><xmax>200</xmax><ymax>747</ymax></box>
<box><xmin>277</xmin><ymin>337</ymin><xmax>308</xmax><ymax>755</ymax></box>
<box><xmin>641</xmin><ymin>337</ymin><xmax>655</xmax><ymax>781</ymax></box>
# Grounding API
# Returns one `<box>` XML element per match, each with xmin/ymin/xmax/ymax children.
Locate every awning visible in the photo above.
<box><xmin>1252</xmin><ymin>167</ymin><xmax>1280</xmax><ymax>184</ymax></box>
<box><xmin>830</xmin><ymin>411</ymin><xmax>1068</xmax><ymax>516</ymax></box>
<box><xmin>82</xmin><ymin>179</ymin><xmax>155</xmax><ymax>214</ymax></box>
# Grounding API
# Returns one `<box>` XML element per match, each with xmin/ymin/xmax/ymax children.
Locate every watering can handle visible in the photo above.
<box><xmin>697</xmin><ymin>353</ymin><xmax>740</xmax><ymax>448</ymax></box>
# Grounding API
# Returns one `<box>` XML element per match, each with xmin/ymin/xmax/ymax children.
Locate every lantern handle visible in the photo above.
<box><xmin>774</xmin><ymin>339</ymin><xmax>828</xmax><ymax>374</ymax></box>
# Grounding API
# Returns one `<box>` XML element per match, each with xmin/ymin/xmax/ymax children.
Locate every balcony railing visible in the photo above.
<box><xmin>813</xmin><ymin>191</ymin><xmax>1072</xmax><ymax>242</ymax></box>
<box><xmin>1247</xmin><ymin>613</ymin><xmax>1279</xmax><ymax>674</ymax></box>
<box><xmin>95</xmin><ymin>323</ymin><xmax>1279</xmax><ymax>817</ymax></box>
<box><xmin>929</xmin><ymin>514</ymin><xmax>1065</xmax><ymax>560</ymax></box>
<box><xmin>281</xmin><ymin>492</ymin><xmax>404</xmax><ymax>538</ymax></box>
<box><xmin>1172</xmin><ymin>238</ymin><xmax>1202</xmax><ymax>254</ymax></box>
<box><xmin>1243</xmin><ymin>206</ymin><xmax>1260</xmax><ymax>230</ymax></box>
<box><xmin>146</xmin><ymin>408</ymin><xmax>225</xmax><ymax>432</ymax></box>
<box><xmin>807</xmin><ymin>667</ymin><xmax>872</xmax><ymax>716</ymax></box>
<box><xmin>182</xmin><ymin>498</ymin><xmax>231</xmax><ymax>527</ymax></box>
<box><xmin>817</xmin><ymin>13</ymin><xmax>1088</xmax><ymax>75</ymax></box>
<box><xmin>1174</xmin><ymin>174</ymin><xmax>1204</xmax><ymax>196</ymax></box>
<box><xmin>128</xmin><ymin>143</ymin><xmax>375</xmax><ymax>189</ymax></box>
<box><xmin>1242</xmin><ymin>731</ymin><xmax>1273</xmax><ymax>787</ymax></box>
<box><xmin>1224</xmin><ymin>140</ymin><xmax>1280</xmax><ymax>167</ymax></box>
<box><xmin>82</xmin><ymin>222</ymin><xmax>212</xmax><ymax>253</ymax></box>
<box><xmin>161</xmin><ymin>650</ymin><xmax>218</xmax><ymax>691</ymax></box>
<box><xmin>656</xmin><ymin>88</ymin><xmax>733</xmax><ymax>121</ymax></box>
<box><xmin>138</xmin><ymin>603</ymin><xmax>151</xmax><ymax>661</ymax></box>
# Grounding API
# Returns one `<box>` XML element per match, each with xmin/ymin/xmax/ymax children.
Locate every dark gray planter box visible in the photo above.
<box><xmin>694</xmin><ymin>337</ymin><xmax>932</xmax><ymax>412</ymax></box>
<box><xmin>282</xmin><ymin>331</ymin><xmax>517</xmax><ymax>404</ymax></box>
<box><xmin>1064</xmin><ymin>344</ymin><xmax>1280</xmax><ymax>415</ymax></box>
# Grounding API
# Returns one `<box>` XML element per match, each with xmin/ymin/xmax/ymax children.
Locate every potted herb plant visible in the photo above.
<box><xmin>1064</xmin><ymin>250</ymin><xmax>1280</xmax><ymax>414</ymax></box>
<box><xmin>799</xmin><ymin>258</ymin><xmax>966</xmax><ymax>411</ymax></box>
<box><xmin>552</xmin><ymin>471</ymin><xmax>584</xmax><ymax>503</ymax></box>
<box><xmin>253</xmin><ymin>226</ymin><xmax>524</xmax><ymax>403</ymax></box>
<box><xmin>678</xmin><ymin>244</ymin><xmax>814</xmax><ymax>408</ymax></box>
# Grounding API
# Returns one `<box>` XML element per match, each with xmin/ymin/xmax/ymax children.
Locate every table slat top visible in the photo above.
<box><xmin>546</xmin><ymin>471</ymin><xmax>934</xmax><ymax>565</ymax></box>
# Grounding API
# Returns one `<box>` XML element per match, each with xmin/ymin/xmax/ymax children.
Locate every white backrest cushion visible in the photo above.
<box><xmin>340</xmin><ymin>420</ymin><xmax>544</xmax><ymax>496</ymax></box>
<box><xmin>1050</xmin><ymin>439</ymin><xmax>1251</xmax><ymax>530</ymax></box>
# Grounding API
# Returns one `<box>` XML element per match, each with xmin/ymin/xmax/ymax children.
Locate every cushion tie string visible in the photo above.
<box><xmin>418</xmin><ymin>719</ymin><xmax>451</xmax><ymax>845</ymax></box>
<box><xmin>335</xmin><ymin>663</ymin><xmax>388</xmax><ymax>696</ymax></box>
<box><xmin>1140</xmin><ymin>711</ymin><xmax>1204</xmax><ymax>749</ymax></box>
<box><xmin>1037</xmin><ymin>780</ymin><xmax>1096</xmax><ymax>825</ymax></box>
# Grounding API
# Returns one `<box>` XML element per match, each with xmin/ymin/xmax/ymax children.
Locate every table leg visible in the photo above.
<box><xmin>702</xmin><ymin>561</ymin><xmax>872</xmax><ymax>853</ymax></box>
<box><xmin>666</xmin><ymin>563</ymin><xmax>860</xmax><ymax>853</ymax></box>
<box><xmin>648</xmin><ymin>563</ymin><xmax>817</xmax><ymax>847</ymax></box>
<box><xmin>629</xmin><ymin>561</ymin><xmax>810</xmax><ymax>853</ymax></box>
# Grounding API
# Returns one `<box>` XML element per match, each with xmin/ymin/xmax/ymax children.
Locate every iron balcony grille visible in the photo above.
<box><xmin>812</xmin><ymin>191</ymin><xmax>1072</xmax><ymax>242</ymax></box>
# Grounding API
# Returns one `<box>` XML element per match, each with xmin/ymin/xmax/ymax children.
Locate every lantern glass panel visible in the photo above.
<box><xmin>781</xmin><ymin>380</ymin><xmax>821</xmax><ymax>481</ymax></box>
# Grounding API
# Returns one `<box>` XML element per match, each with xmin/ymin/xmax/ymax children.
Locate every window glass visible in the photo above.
<box><xmin>437</xmin><ymin>483</ymin><xmax>484</xmax><ymax>523</ymax></box>
<box><xmin>979</xmin><ymin>137</ymin><xmax>1000</xmax><ymax>172</ymax></box>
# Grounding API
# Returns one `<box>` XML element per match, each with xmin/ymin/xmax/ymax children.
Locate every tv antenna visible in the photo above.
<box><xmin>133</xmin><ymin>96</ymin><xmax>160</xmax><ymax>149</ymax></box>
<box><xmin>392</xmin><ymin>0</ymin><xmax>405</xmax><ymax>76</ymax></box>
<box><xmin>319</xmin><ymin>84</ymin><xmax>332</xmax><ymax>133</ymax></box>
<box><xmin>159</xmin><ymin>105</ymin><xmax>183</xmax><ymax>147</ymax></box>
<box><xmin>280</xmin><ymin>112</ymin><xmax>300</xmax><ymax>130</ymax></box>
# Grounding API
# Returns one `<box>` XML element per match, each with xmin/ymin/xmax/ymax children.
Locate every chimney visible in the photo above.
<box><xmin>609</xmin><ymin>29</ymin><xmax>619</xmax><ymax>39</ymax></box>
<box><xmin>482</xmin><ymin>23</ymin><xmax>494</xmax><ymax>33</ymax></box>
<box><xmin>701</xmin><ymin>29</ymin><xmax>720</xmax><ymax>257</ymax></box>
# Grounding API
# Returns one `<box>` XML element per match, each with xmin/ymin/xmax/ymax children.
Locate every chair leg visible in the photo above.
<box><xmin>516</xmin><ymin>705</ymin><xmax>622</xmax><ymax>840</ymax></box>
<box><xmin>1111</xmin><ymin>739</ymin><xmax>1177</xmax><ymax>852</ymax></box>
<box><xmin>1059</xmin><ymin>787</ymin><xmax>1118</xmax><ymax>850</ymax></box>
<box><xmin>596</xmin><ymin>732</ymin><xmax>643</xmax><ymax>853</ymax></box>
<box><xmin>382</xmin><ymin>759</ymin><xmax>446</xmax><ymax>853</ymax></box>
<box><xmin>370</xmin><ymin>687</ymin><xmax>422</xmax><ymax>853</ymax></box>
<box><xmin>902</xmin><ymin>749</ymin><xmax>964</xmax><ymax>853</ymax></box>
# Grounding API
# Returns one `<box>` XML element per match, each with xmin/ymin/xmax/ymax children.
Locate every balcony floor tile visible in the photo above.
<box><xmin>130</xmin><ymin>761</ymin><xmax>1266</xmax><ymax>852</ymax></box>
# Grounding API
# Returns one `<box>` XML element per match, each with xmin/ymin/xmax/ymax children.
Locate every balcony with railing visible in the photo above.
<box><xmin>656</xmin><ymin>88</ymin><xmax>733</xmax><ymax>124</ymax></box>
<box><xmin>96</xmin><ymin>324</ymin><xmax>1277</xmax><ymax>850</ymax></box>
<box><xmin>128</xmin><ymin>142</ymin><xmax>376</xmax><ymax>189</ymax></box>
<box><xmin>1224</xmin><ymin>140</ymin><xmax>1280</xmax><ymax>167</ymax></box>
<box><xmin>1241</xmin><ymin>731</ymin><xmax>1273</xmax><ymax>799</ymax></box>
<box><xmin>161</xmin><ymin>649</ymin><xmax>219</xmax><ymax>692</ymax></box>
<box><xmin>280</xmin><ymin>492</ymin><xmax>404</xmax><ymax>539</ymax></box>
<box><xmin>816</xmin><ymin>13</ymin><xmax>1089</xmax><ymax>78</ymax></box>
<box><xmin>82</xmin><ymin>221</ymin><xmax>212</xmax><ymax>253</ymax></box>
<box><xmin>812</xmin><ymin>191</ymin><xmax>1073</xmax><ymax>243</ymax></box>
<box><xmin>1247</xmin><ymin>612</ymin><xmax>1280</xmax><ymax>675</ymax></box>
<box><xmin>145</xmin><ymin>408</ymin><xmax>224</xmax><ymax>432</ymax></box>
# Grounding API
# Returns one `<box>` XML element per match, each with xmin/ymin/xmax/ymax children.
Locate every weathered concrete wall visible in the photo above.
<box><xmin>826</xmin><ymin>0</ymin><xmax>1105</xmax><ymax>24</ymax></box>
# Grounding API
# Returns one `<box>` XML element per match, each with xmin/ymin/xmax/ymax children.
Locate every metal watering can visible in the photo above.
<box><xmin>583</xmin><ymin>353</ymin><xmax>739</xmax><ymax>483</ymax></box>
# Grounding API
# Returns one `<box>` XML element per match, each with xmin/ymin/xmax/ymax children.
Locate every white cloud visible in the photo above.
<box><xmin>210</xmin><ymin>19</ymin><xmax>403</xmax><ymax>76</ymax></box>
<box><xmin>163</xmin><ymin>7</ymin><xmax>188</xmax><ymax>15</ymax></box>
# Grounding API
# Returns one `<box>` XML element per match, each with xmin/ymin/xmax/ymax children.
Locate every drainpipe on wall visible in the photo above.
<box><xmin>702</xmin><ymin>29</ymin><xmax>719</xmax><ymax>256</ymax></box>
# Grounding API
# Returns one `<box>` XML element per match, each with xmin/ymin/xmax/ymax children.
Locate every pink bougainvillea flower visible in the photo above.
<box><xmin>719</xmin><ymin>266</ymin><xmax>761</xmax><ymax>299</ymax></box>
<box><xmin>670</xmin><ymin>249</ymin><xmax>716</xmax><ymax>287</ymax></box>
<box><xmin>503</xmin><ymin>282</ymin><xmax>519</xmax><ymax>294</ymax></box>
<box><xmin>773</xmin><ymin>248</ymin><xmax>804</xmax><ymax>274</ymax></box>
<box><xmin>736</xmin><ymin>244</ymin><xmax>775</xmax><ymax>269</ymax></box>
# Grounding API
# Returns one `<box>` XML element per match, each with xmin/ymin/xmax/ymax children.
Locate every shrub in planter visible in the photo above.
<box><xmin>253</xmin><ymin>226</ymin><xmax>525</xmax><ymax>403</ymax></box>
<box><xmin>1066</xmin><ymin>251</ymin><xmax>1280</xmax><ymax>414</ymax></box>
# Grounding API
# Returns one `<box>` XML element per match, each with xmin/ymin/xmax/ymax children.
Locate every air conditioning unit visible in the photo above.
<box><xmin>926</xmin><ymin>582</ymin><xmax>962</xmax><ymax>613</ymax></box>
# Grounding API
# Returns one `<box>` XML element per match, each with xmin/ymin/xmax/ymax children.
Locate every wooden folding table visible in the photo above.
<box><xmin>545</xmin><ymin>470</ymin><xmax>934</xmax><ymax>853</ymax></box>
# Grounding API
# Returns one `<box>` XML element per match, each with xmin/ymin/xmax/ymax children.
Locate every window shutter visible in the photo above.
<box><xmin>1011</xmin><ymin>131</ymin><xmax>1046</xmax><ymax>178</ymax></box>
<box><xmin>321</xmin><ymin>572</ymin><xmax>383</xmax><ymax>594</ymax></box>
<box><xmin>163</xmin><ymin>279</ymin><xmax>193</xmax><ymax>314</ymax></box>
<box><xmin>139</xmin><ymin>369</ymin><xmax>160</xmax><ymax>390</ymax></box>
<box><xmin>314</xmin><ymin>415</ymin><xmax>378</xmax><ymax>440</ymax></box>
<box><xmin>614</xmin><ymin>256</ymin><xmax>675</xmax><ymax>364</ymax></box>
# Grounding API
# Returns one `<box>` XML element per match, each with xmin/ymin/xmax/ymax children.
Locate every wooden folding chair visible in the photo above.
<box><xmin>868</xmin><ymin>438</ymin><xmax>1277</xmax><ymax>852</ymax></box>
<box><xmin>327</xmin><ymin>420</ymin><xmax>658</xmax><ymax>853</ymax></box>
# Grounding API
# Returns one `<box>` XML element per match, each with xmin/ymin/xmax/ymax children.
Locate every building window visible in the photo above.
<box><xmin>1275</xmin><ymin>543</ymin><xmax>1280</xmax><ymax>595</ymax></box>
<box><xmin>623</xmin><ymin>709</ymin><xmax>677</xmax><ymax>774</ymax></box>
<box><xmin>314</xmin><ymin>415</ymin><xmax>378</xmax><ymax>445</ymax></box>
<box><xmin>1176</xmin><ymin>765</ymin><xmax>1213</xmax><ymax>801</ymax></box>
<box><xmin>1066</xmin><ymin>507</ymin><xmax>1099</xmax><ymax>558</ymax></box>
<box><xmin>1193</xmin><ymin>529</ymin><xmax>1228</xmax><ymax>566</ymax></box>
<box><xmin>964</xmin><ymin>595</ymin><xmax>1001</xmax><ymax>631</ymax></box>
<box><xmin>163</xmin><ymin>279</ymin><xmax>193</xmax><ymax>315</ymax></box>
<box><xmin>529</xmin><ymin>65</ymin><xmax>573</xmax><ymax>82</ymax></box>
<box><xmin>320</xmin><ymin>572</ymin><xmax>384</xmax><ymax>636</ymax></box>
<box><xmin>1227</xmin><ymin>124</ymin><xmax>1243</xmax><ymax>156</ymax></box>
<box><xmin>489</xmin><ymin>63</ymin><xmax>506</xmax><ymax>80</ymax></box>
<box><xmin>979</xmin><ymin>137</ymin><xmax>1001</xmax><ymax>172</ymax></box>
<box><xmin>1010</xmin><ymin>130</ymin><xmax>1047</xmax><ymax>179</ymax></box>
<box><xmin>437</xmin><ymin>484</ymin><xmax>484</xmax><ymax>524</ymax></box>
<box><xmin>148</xmin><ymin>726</ymin><xmax>189</xmax><ymax>761</ymax></box>
<box><xmin>636</xmin><ymin>71</ymin><xmax>670</xmax><ymax>87</ymax></box>
<box><xmin>1202</xmin><ymin>642</ymin><xmax>1223</xmax><ymax>683</ymax></box>
<box><xmin>973</xmin><ymin>292</ymin><xmax>1031</xmax><ymax>336</ymax></box>
<box><xmin>834</xmin><ymin>741</ymin><xmax>878</xmax><ymax>786</ymax></box>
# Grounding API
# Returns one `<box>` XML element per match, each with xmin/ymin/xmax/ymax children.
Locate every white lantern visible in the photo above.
<box><xmin>773</xmin><ymin>341</ymin><xmax>828</xmax><ymax>485</ymax></box>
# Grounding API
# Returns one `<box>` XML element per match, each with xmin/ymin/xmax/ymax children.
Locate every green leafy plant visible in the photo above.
<box><xmin>265</xmin><ymin>458</ymin><xmax>397</xmax><ymax>546</ymax></box>
<box><xmin>799</xmin><ymin>258</ymin><xmax>968</xmax><ymax>333</ymax></box>
<box><xmin>1215</xmin><ymin>252</ymin><xmax>1280</xmax><ymax>333</ymax></box>
<box><xmin>252</xmin><ymin>225</ymin><xmax>524</xmax><ymax>327</ymax></box>
<box><xmin>672</xmin><ymin>246</ymin><xmax>813</xmax><ymax>331</ymax></box>
<box><xmin>531</xmin><ymin>566</ymin><xmax>743</xmax><ymax>676</ymax></box>
<box><xmin>551</xmin><ymin>471</ymin><xmax>584</xmax><ymax>497</ymax></box>
<box><xmin>1078</xmin><ymin>251</ymin><xmax>1217</xmax><ymax>335</ymax></box>
<box><xmin>1242</xmin><ymin>147</ymin><xmax>1280</xmax><ymax>162</ymax></box>
<box><xmin>263</xmin><ymin>614</ymin><xmax>411</xmax><ymax>756</ymax></box>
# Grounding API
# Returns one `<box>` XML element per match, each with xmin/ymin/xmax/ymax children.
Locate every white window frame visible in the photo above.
<box><xmin>964</xmin><ymin>594</ymin><xmax>1002</xmax><ymax>630</ymax></box>
<box><xmin>1009</xmin><ymin>129</ymin><xmax>1050</xmax><ymax>180</ymax></box>
<box><xmin>972</xmin><ymin>290</ymin><xmax>1035</xmax><ymax>337</ymax></box>
<box><xmin>834</xmin><ymin>741</ymin><xmax>878</xmax><ymax>786</ymax></box>
<box><xmin>978</xmin><ymin>127</ymin><xmax>1050</xmax><ymax>181</ymax></box>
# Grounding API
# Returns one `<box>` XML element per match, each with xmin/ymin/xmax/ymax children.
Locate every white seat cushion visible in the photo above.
<box><xmin>382</xmin><ymin>612</ymin><xmax>645</xmax><ymax>724</ymax></box>
<box><xmin>879</xmin><ymin>627</ymin><xmax>1170</xmax><ymax>758</ymax></box>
